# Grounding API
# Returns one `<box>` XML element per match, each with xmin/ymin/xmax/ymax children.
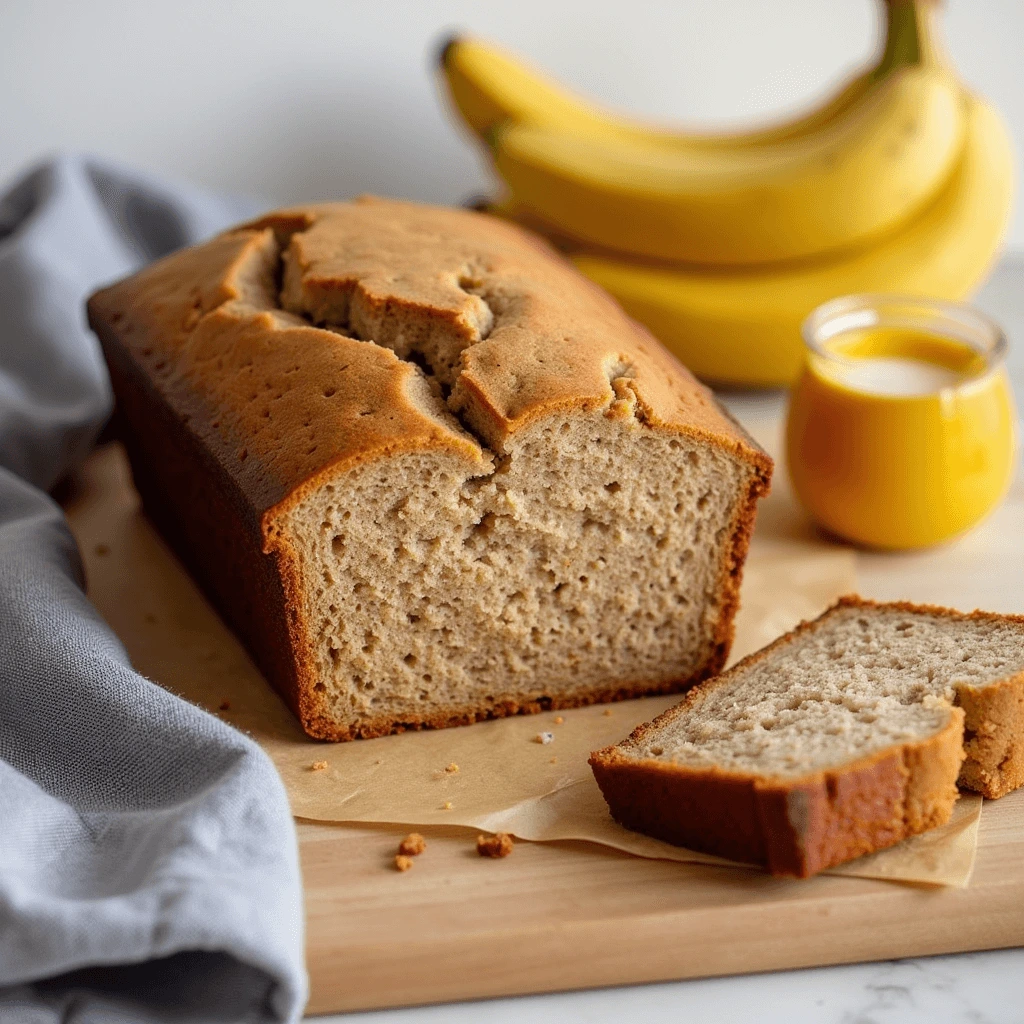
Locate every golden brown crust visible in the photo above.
<box><xmin>94</xmin><ymin>307</ymin><xmax>312</xmax><ymax>723</ymax></box>
<box><xmin>591</xmin><ymin>594</ymin><xmax>1024</xmax><ymax>876</ymax></box>
<box><xmin>87</xmin><ymin>197</ymin><xmax>771</xmax><ymax>740</ymax></box>
<box><xmin>301</xmin><ymin>674</ymin><xmax>719</xmax><ymax>742</ymax></box>
<box><xmin>244</xmin><ymin>199</ymin><xmax>769</xmax><ymax>454</ymax></box>
<box><xmin>87</xmin><ymin>224</ymin><xmax>484</xmax><ymax>518</ymax></box>
<box><xmin>591</xmin><ymin>705</ymin><xmax>964</xmax><ymax>878</ymax></box>
<box><xmin>955</xmin><ymin>673</ymin><xmax>1024</xmax><ymax>798</ymax></box>
<box><xmin>702</xmin><ymin>440</ymin><xmax>770</xmax><ymax>679</ymax></box>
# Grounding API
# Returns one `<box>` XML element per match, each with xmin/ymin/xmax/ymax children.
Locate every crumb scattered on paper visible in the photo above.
<box><xmin>441</xmin><ymin>801</ymin><xmax>453</xmax><ymax>810</ymax></box>
<box><xmin>394</xmin><ymin>855</ymin><xmax>413</xmax><ymax>872</ymax></box>
<box><xmin>398</xmin><ymin>833</ymin><xmax>426</xmax><ymax>856</ymax></box>
<box><xmin>602</xmin><ymin>709</ymin><xmax>613</xmax><ymax>717</ymax></box>
<box><xmin>309</xmin><ymin>760</ymin><xmax>329</xmax><ymax>772</ymax></box>
<box><xmin>445</xmin><ymin>762</ymin><xmax>459</xmax><ymax>773</ymax></box>
<box><xmin>477</xmin><ymin>832</ymin><xmax>514</xmax><ymax>858</ymax></box>
<box><xmin>554</xmin><ymin>716</ymin><xmax>565</xmax><ymax>725</ymax></box>
<box><xmin>534</xmin><ymin>732</ymin><xmax>554</xmax><ymax>744</ymax></box>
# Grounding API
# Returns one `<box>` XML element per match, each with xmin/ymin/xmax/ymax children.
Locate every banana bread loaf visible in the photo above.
<box><xmin>591</xmin><ymin>596</ymin><xmax>1024</xmax><ymax>877</ymax></box>
<box><xmin>87</xmin><ymin>197</ymin><xmax>772</xmax><ymax>740</ymax></box>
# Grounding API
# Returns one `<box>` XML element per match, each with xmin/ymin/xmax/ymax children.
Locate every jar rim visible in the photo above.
<box><xmin>801</xmin><ymin>294</ymin><xmax>1007</xmax><ymax>383</ymax></box>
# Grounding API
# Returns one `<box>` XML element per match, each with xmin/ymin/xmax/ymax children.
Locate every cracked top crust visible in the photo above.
<box><xmin>87</xmin><ymin>196</ymin><xmax>771</xmax><ymax>523</ymax></box>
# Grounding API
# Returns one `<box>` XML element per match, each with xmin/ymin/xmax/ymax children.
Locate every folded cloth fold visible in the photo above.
<box><xmin>0</xmin><ymin>157</ymin><xmax>306</xmax><ymax>1023</ymax></box>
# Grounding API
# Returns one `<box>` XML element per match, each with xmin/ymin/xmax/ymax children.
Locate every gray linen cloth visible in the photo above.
<box><xmin>0</xmin><ymin>157</ymin><xmax>306</xmax><ymax>1023</ymax></box>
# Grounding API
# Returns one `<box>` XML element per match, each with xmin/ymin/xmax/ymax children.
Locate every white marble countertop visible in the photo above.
<box><xmin>312</xmin><ymin>258</ymin><xmax>1024</xmax><ymax>1022</ymax></box>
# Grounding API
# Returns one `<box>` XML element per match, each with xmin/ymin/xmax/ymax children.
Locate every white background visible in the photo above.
<box><xmin>1</xmin><ymin>0</ymin><xmax>1022</xmax><ymax>244</ymax></box>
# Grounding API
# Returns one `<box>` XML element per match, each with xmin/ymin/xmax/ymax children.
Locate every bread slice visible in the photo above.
<box><xmin>591</xmin><ymin>597</ymin><xmax>1024</xmax><ymax>877</ymax></box>
<box><xmin>86</xmin><ymin>197</ymin><xmax>771</xmax><ymax>740</ymax></box>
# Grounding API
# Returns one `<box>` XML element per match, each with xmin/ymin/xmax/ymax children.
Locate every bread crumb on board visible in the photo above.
<box><xmin>94</xmin><ymin>543</ymin><xmax>110</xmax><ymax>557</ymax></box>
<box><xmin>309</xmin><ymin>760</ymin><xmax>329</xmax><ymax>772</ymax></box>
<box><xmin>398</xmin><ymin>833</ymin><xmax>427</xmax><ymax>856</ymax></box>
<box><xmin>394</xmin><ymin>855</ymin><xmax>414</xmax><ymax>872</ymax></box>
<box><xmin>549</xmin><ymin>757</ymin><xmax>558</xmax><ymax>764</ymax></box>
<box><xmin>445</xmin><ymin>762</ymin><xmax>460</xmax><ymax>773</ymax></box>
<box><xmin>533</xmin><ymin>732</ymin><xmax>554</xmax><ymax>744</ymax></box>
<box><xmin>218</xmin><ymin>700</ymin><xmax>231</xmax><ymax>712</ymax></box>
<box><xmin>553</xmin><ymin>716</ymin><xmax>565</xmax><ymax>725</ymax></box>
<box><xmin>441</xmin><ymin>801</ymin><xmax>453</xmax><ymax>810</ymax></box>
<box><xmin>603</xmin><ymin>709</ymin><xmax>613</xmax><ymax>717</ymax></box>
<box><xmin>477</xmin><ymin>832</ymin><xmax>515</xmax><ymax>858</ymax></box>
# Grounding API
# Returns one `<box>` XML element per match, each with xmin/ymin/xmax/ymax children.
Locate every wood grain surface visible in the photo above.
<box><xmin>298</xmin><ymin>793</ymin><xmax>1024</xmax><ymax>1014</ymax></box>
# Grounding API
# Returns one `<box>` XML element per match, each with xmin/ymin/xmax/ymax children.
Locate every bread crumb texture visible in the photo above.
<box><xmin>394</xmin><ymin>855</ymin><xmax>414</xmax><ymax>872</ymax></box>
<box><xmin>88</xmin><ymin>196</ymin><xmax>771</xmax><ymax>741</ymax></box>
<box><xmin>615</xmin><ymin>599</ymin><xmax>1024</xmax><ymax>786</ymax></box>
<box><xmin>592</xmin><ymin>597</ymin><xmax>1024</xmax><ymax>876</ymax></box>
<box><xmin>309</xmin><ymin>760</ymin><xmax>329</xmax><ymax>772</ymax></box>
<box><xmin>398</xmin><ymin>833</ymin><xmax>427</xmax><ymax>856</ymax></box>
<box><xmin>477</xmin><ymin>832</ymin><xmax>515</xmax><ymax>858</ymax></box>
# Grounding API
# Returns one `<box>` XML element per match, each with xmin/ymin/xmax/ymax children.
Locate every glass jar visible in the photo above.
<box><xmin>785</xmin><ymin>294</ymin><xmax>1017</xmax><ymax>549</ymax></box>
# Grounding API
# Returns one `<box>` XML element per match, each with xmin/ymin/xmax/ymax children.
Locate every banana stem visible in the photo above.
<box><xmin>872</xmin><ymin>0</ymin><xmax>948</xmax><ymax>79</ymax></box>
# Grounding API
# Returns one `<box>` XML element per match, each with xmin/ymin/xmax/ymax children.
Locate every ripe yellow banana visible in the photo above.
<box><xmin>492</xmin><ymin>64</ymin><xmax>964</xmax><ymax>266</ymax></box>
<box><xmin>439</xmin><ymin>0</ymin><xmax>941</xmax><ymax>152</ymax></box>
<box><xmin>568</xmin><ymin>95</ymin><xmax>1012</xmax><ymax>387</ymax></box>
<box><xmin>441</xmin><ymin>1</ymin><xmax>964</xmax><ymax>267</ymax></box>
<box><xmin>441</xmin><ymin>35</ymin><xmax>873</xmax><ymax>151</ymax></box>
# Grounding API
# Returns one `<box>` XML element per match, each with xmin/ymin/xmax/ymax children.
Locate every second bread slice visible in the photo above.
<box><xmin>590</xmin><ymin>597</ymin><xmax>1024</xmax><ymax>877</ymax></box>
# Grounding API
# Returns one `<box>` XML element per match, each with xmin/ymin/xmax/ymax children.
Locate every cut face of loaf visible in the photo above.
<box><xmin>591</xmin><ymin>597</ymin><xmax>1024</xmax><ymax>877</ymax></box>
<box><xmin>86</xmin><ymin>198</ymin><xmax>771</xmax><ymax>740</ymax></box>
<box><xmin>288</xmin><ymin>416</ymin><xmax>751</xmax><ymax>735</ymax></box>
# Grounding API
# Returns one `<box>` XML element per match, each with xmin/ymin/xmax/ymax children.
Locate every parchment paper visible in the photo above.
<box><xmin>66</xmin><ymin>444</ymin><xmax>982</xmax><ymax>888</ymax></box>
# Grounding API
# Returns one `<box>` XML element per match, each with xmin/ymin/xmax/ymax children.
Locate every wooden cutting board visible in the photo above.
<box><xmin>297</xmin><ymin>800</ymin><xmax>1024</xmax><ymax>1015</ymax></box>
<box><xmin>63</xmin><ymin>420</ymin><xmax>1024</xmax><ymax>1016</ymax></box>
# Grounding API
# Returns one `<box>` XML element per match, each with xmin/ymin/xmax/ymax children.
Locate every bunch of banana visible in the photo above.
<box><xmin>439</xmin><ymin>0</ymin><xmax>1013</xmax><ymax>386</ymax></box>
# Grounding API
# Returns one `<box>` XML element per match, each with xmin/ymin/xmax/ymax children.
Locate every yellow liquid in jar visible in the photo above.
<box><xmin>786</xmin><ymin>327</ymin><xmax>1017</xmax><ymax>549</ymax></box>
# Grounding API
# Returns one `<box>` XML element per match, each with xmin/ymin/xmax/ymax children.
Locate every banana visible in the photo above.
<box><xmin>566</xmin><ymin>95</ymin><xmax>1012</xmax><ymax>387</ymax></box>
<box><xmin>442</xmin><ymin>1</ymin><xmax>965</xmax><ymax>267</ymax></box>
<box><xmin>443</xmin><ymin>2</ymin><xmax>1011</xmax><ymax>387</ymax></box>
<box><xmin>439</xmin><ymin>0</ymin><xmax>948</xmax><ymax>152</ymax></box>
<box><xmin>492</xmin><ymin>63</ymin><xmax>963</xmax><ymax>266</ymax></box>
<box><xmin>440</xmin><ymin>34</ymin><xmax>873</xmax><ymax>150</ymax></box>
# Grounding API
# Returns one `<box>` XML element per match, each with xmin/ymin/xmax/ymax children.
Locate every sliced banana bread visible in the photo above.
<box><xmin>86</xmin><ymin>197</ymin><xmax>771</xmax><ymax>741</ymax></box>
<box><xmin>591</xmin><ymin>597</ymin><xmax>1024</xmax><ymax>877</ymax></box>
